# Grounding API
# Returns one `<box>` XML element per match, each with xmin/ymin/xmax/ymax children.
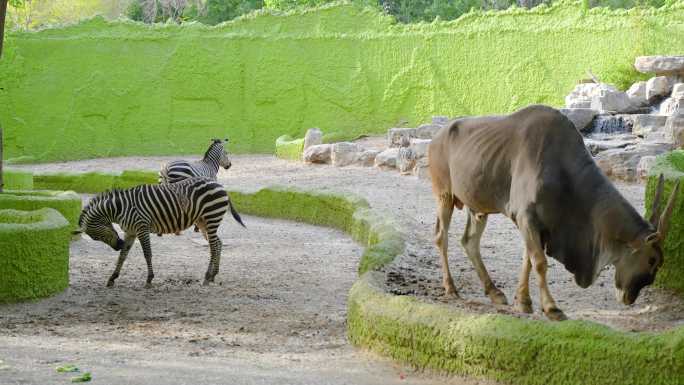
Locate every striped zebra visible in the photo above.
<box><xmin>74</xmin><ymin>177</ymin><xmax>245</xmax><ymax>287</ymax></box>
<box><xmin>159</xmin><ymin>138</ymin><xmax>232</xmax><ymax>184</ymax></box>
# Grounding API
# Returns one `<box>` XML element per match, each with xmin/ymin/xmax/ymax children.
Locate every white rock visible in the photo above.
<box><xmin>356</xmin><ymin>149</ymin><xmax>380</xmax><ymax>167</ymax></box>
<box><xmin>303</xmin><ymin>144</ymin><xmax>332</xmax><ymax>164</ymax></box>
<box><xmin>646</xmin><ymin>76</ymin><xmax>672</xmax><ymax>100</ymax></box>
<box><xmin>432</xmin><ymin>116</ymin><xmax>450</xmax><ymax>125</ymax></box>
<box><xmin>631</xmin><ymin>114</ymin><xmax>668</xmax><ymax>136</ymax></box>
<box><xmin>559</xmin><ymin>108</ymin><xmax>599</xmax><ymax>132</ymax></box>
<box><xmin>565</xmin><ymin>83</ymin><xmax>616</xmax><ymax>109</ymax></box>
<box><xmin>591</xmin><ymin>88</ymin><xmax>634</xmax><ymax>113</ymax></box>
<box><xmin>331</xmin><ymin>142</ymin><xmax>361</xmax><ymax>167</ymax></box>
<box><xmin>672</xmin><ymin>83</ymin><xmax>684</xmax><ymax>99</ymax></box>
<box><xmin>415</xmin><ymin>124</ymin><xmax>441</xmax><ymax>139</ymax></box>
<box><xmin>635</xmin><ymin>56</ymin><xmax>684</xmax><ymax>75</ymax></box>
<box><xmin>666</xmin><ymin>112</ymin><xmax>684</xmax><ymax>149</ymax></box>
<box><xmin>375</xmin><ymin>148</ymin><xmax>399</xmax><ymax>169</ymax></box>
<box><xmin>388</xmin><ymin>128</ymin><xmax>416</xmax><ymax>148</ymax></box>
<box><xmin>303</xmin><ymin>128</ymin><xmax>322</xmax><ymax>150</ymax></box>
<box><xmin>410</xmin><ymin>139</ymin><xmax>431</xmax><ymax>159</ymax></box>
<box><xmin>626</xmin><ymin>81</ymin><xmax>648</xmax><ymax>106</ymax></box>
<box><xmin>637</xmin><ymin>156</ymin><xmax>657</xmax><ymax>180</ymax></box>
<box><xmin>595</xmin><ymin>142</ymin><xmax>672</xmax><ymax>182</ymax></box>
<box><xmin>397</xmin><ymin>147</ymin><xmax>416</xmax><ymax>174</ymax></box>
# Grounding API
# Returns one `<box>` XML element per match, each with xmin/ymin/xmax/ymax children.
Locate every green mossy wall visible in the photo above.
<box><xmin>0</xmin><ymin>190</ymin><xmax>81</xmax><ymax>229</ymax></box>
<box><xmin>4</xmin><ymin>169</ymin><xmax>34</xmax><ymax>190</ymax></box>
<box><xmin>3</xmin><ymin>1</ymin><xmax>684</xmax><ymax>163</ymax></box>
<box><xmin>0</xmin><ymin>208</ymin><xmax>71</xmax><ymax>303</ymax></box>
<box><xmin>645</xmin><ymin>150</ymin><xmax>684</xmax><ymax>294</ymax></box>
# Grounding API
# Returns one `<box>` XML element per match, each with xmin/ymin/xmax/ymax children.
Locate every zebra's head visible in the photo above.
<box><xmin>207</xmin><ymin>138</ymin><xmax>231</xmax><ymax>170</ymax></box>
<box><xmin>75</xmin><ymin>194</ymin><xmax>125</xmax><ymax>251</ymax></box>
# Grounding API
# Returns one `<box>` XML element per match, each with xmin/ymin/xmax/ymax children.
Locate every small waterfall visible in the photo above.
<box><xmin>587</xmin><ymin>115</ymin><xmax>633</xmax><ymax>138</ymax></box>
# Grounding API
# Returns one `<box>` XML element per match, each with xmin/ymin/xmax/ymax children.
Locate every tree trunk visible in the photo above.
<box><xmin>0</xmin><ymin>0</ymin><xmax>8</xmax><ymax>193</ymax></box>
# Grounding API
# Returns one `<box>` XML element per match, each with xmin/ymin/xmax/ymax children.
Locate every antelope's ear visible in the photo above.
<box><xmin>657</xmin><ymin>180</ymin><xmax>681</xmax><ymax>241</ymax></box>
<box><xmin>645</xmin><ymin>232</ymin><xmax>660</xmax><ymax>245</ymax></box>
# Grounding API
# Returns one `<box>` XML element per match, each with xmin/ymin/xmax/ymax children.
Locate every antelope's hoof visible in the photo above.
<box><xmin>544</xmin><ymin>307</ymin><xmax>567</xmax><ymax>321</ymax></box>
<box><xmin>488</xmin><ymin>289</ymin><xmax>508</xmax><ymax>305</ymax></box>
<box><xmin>515</xmin><ymin>300</ymin><xmax>533</xmax><ymax>314</ymax></box>
<box><xmin>443</xmin><ymin>286</ymin><xmax>460</xmax><ymax>299</ymax></box>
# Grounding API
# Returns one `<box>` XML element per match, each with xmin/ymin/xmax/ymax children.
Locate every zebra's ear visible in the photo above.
<box><xmin>224</xmin><ymin>138</ymin><xmax>229</xmax><ymax>142</ymax></box>
<box><xmin>72</xmin><ymin>228</ymin><xmax>83</xmax><ymax>235</ymax></box>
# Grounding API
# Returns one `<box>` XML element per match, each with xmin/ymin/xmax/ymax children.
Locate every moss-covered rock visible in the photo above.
<box><xmin>33</xmin><ymin>170</ymin><xmax>158</xmax><ymax>193</ymax></box>
<box><xmin>0</xmin><ymin>190</ymin><xmax>81</xmax><ymax>229</ymax></box>
<box><xmin>645</xmin><ymin>150</ymin><xmax>684</xmax><ymax>294</ymax></box>
<box><xmin>274</xmin><ymin>135</ymin><xmax>305</xmax><ymax>161</ymax></box>
<box><xmin>0</xmin><ymin>208</ymin><xmax>71</xmax><ymax>303</ymax></box>
<box><xmin>4</xmin><ymin>169</ymin><xmax>34</xmax><ymax>190</ymax></box>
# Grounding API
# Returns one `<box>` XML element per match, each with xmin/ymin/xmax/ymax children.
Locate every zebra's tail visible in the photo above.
<box><xmin>229</xmin><ymin>199</ymin><xmax>246</xmax><ymax>228</ymax></box>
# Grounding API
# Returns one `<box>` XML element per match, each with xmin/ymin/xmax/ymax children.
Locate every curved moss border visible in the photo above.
<box><xmin>0</xmin><ymin>208</ymin><xmax>71</xmax><ymax>303</ymax></box>
<box><xmin>33</xmin><ymin>170</ymin><xmax>158</xmax><ymax>193</ymax></box>
<box><xmin>274</xmin><ymin>132</ymin><xmax>360</xmax><ymax>160</ymax></box>
<box><xmin>645</xmin><ymin>150</ymin><xmax>684</xmax><ymax>294</ymax></box>
<box><xmin>0</xmin><ymin>190</ymin><xmax>81</xmax><ymax>229</ymax></box>
<box><xmin>227</xmin><ymin>186</ymin><xmax>683</xmax><ymax>385</ymax></box>
<box><xmin>4</xmin><ymin>168</ymin><xmax>34</xmax><ymax>190</ymax></box>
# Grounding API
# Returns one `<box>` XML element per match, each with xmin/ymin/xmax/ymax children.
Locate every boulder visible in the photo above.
<box><xmin>559</xmin><ymin>108</ymin><xmax>599</xmax><ymax>132</ymax></box>
<box><xmin>659</xmin><ymin>97</ymin><xmax>679</xmax><ymax>116</ymax></box>
<box><xmin>590</xmin><ymin>88</ymin><xmax>634</xmax><ymax>113</ymax></box>
<box><xmin>634</xmin><ymin>56</ymin><xmax>684</xmax><ymax>75</ymax></box>
<box><xmin>303</xmin><ymin>144</ymin><xmax>332</xmax><ymax>164</ymax></box>
<box><xmin>388</xmin><ymin>128</ymin><xmax>416</xmax><ymax>148</ymax></box>
<box><xmin>413</xmin><ymin>157</ymin><xmax>431</xmax><ymax>180</ymax></box>
<box><xmin>637</xmin><ymin>156</ymin><xmax>657</xmax><ymax>180</ymax></box>
<box><xmin>397</xmin><ymin>147</ymin><xmax>416</xmax><ymax>174</ymax></box>
<box><xmin>410</xmin><ymin>139</ymin><xmax>431</xmax><ymax>159</ymax></box>
<box><xmin>415</xmin><ymin>124</ymin><xmax>441</xmax><ymax>139</ymax></box>
<box><xmin>331</xmin><ymin>142</ymin><xmax>361</xmax><ymax>167</ymax></box>
<box><xmin>375</xmin><ymin>148</ymin><xmax>399</xmax><ymax>169</ymax></box>
<box><xmin>666</xmin><ymin>112</ymin><xmax>684</xmax><ymax>149</ymax></box>
<box><xmin>356</xmin><ymin>149</ymin><xmax>380</xmax><ymax>167</ymax></box>
<box><xmin>626</xmin><ymin>81</ymin><xmax>648</xmax><ymax>106</ymax></box>
<box><xmin>565</xmin><ymin>83</ymin><xmax>616</xmax><ymax>109</ymax></box>
<box><xmin>646</xmin><ymin>76</ymin><xmax>673</xmax><ymax>100</ymax></box>
<box><xmin>631</xmin><ymin>114</ymin><xmax>668</xmax><ymax>136</ymax></box>
<box><xmin>595</xmin><ymin>142</ymin><xmax>672</xmax><ymax>181</ymax></box>
<box><xmin>432</xmin><ymin>116</ymin><xmax>450</xmax><ymax>126</ymax></box>
<box><xmin>303</xmin><ymin>128</ymin><xmax>323</xmax><ymax>150</ymax></box>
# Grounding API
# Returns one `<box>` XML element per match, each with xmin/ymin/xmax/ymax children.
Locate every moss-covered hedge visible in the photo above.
<box><xmin>0</xmin><ymin>208</ymin><xmax>71</xmax><ymax>303</ymax></box>
<box><xmin>0</xmin><ymin>190</ymin><xmax>81</xmax><ymax>229</ymax></box>
<box><xmin>4</xmin><ymin>168</ymin><xmax>33</xmax><ymax>190</ymax></box>
<box><xmin>227</xmin><ymin>185</ymin><xmax>684</xmax><ymax>385</ymax></box>
<box><xmin>645</xmin><ymin>150</ymin><xmax>684</xmax><ymax>294</ymax></box>
<box><xmin>33</xmin><ymin>170</ymin><xmax>158</xmax><ymax>193</ymax></box>
<box><xmin>274</xmin><ymin>135</ymin><xmax>305</xmax><ymax>160</ymax></box>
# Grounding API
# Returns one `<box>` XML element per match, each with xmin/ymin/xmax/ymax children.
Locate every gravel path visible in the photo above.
<box><xmin>3</xmin><ymin>152</ymin><xmax>683</xmax><ymax>383</ymax></box>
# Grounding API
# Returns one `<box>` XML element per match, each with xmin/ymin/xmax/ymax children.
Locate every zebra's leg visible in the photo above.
<box><xmin>195</xmin><ymin>218</ymin><xmax>209</xmax><ymax>241</ymax></box>
<box><xmin>203</xmin><ymin>220</ymin><xmax>223</xmax><ymax>285</ymax></box>
<box><xmin>107</xmin><ymin>233</ymin><xmax>137</xmax><ymax>287</ymax></box>
<box><xmin>136</xmin><ymin>230</ymin><xmax>155</xmax><ymax>289</ymax></box>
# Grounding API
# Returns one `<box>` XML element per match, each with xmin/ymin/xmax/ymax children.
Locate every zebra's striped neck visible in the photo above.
<box><xmin>202</xmin><ymin>143</ymin><xmax>223</xmax><ymax>172</ymax></box>
<box><xmin>81</xmin><ymin>189</ymin><xmax>126</xmax><ymax>227</ymax></box>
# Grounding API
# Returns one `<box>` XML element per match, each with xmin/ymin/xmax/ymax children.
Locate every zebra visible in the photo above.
<box><xmin>74</xmin><ymin>177</ymin><xmax>245</xmax><ymax>288</ymax></box>
<box><xmin>159</xmin><ymin>138</ymin><xmax>232</xmax><ymax>184</ymax></box>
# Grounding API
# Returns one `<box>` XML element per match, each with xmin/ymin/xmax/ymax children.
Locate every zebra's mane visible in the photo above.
<box><xmin>79</xmin><ymin>188</ymin><xmax>123</xmax><ymax>226</ymax></box>
<box><xmin>203</xmin><ymin>140</ymin><xmax>224</xmax><ymax>160</ymax></box>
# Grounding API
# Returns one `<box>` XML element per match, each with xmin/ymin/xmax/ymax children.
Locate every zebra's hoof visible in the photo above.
<box><xmin>144</xmin><ymin>282</ymin><xmax>153</xmax><ymax>289</ymax></box>
<box><xmin>202</xmin><ymin>279</ymin><xmax>211</xmax><ymax>286</ymax></box>
<box><xmin>106</xmin><ymin>280</ymin><xmax>115</xmax><ymax>287</ymax></box>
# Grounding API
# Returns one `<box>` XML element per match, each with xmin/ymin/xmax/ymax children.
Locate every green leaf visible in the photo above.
<box><xmin>71</xmin><ymin>372</ymin><xmax>92</xmax><ymax>383</ymax></box>
<box><xmin>56</xmin><ymin>364</ymin><xmax>79</xmax><ymax>373</ymax></box>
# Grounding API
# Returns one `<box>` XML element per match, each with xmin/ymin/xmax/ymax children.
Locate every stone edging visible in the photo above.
<box><xmin>0</xmin><ymin>190</ymin><xmax>81</xmax><ymax>229</ymax></box>
<box><xmin>645</xmin><ymin>150</ymin><xmax>684</xmax><ymax>294</ymax></box>
<box><xmin>0</xmin><ymin>208</ymin><xmax>71</xmax><ymax>303</ymax></box>
<box><xmin>4</xmin><ymin>169</ymin><xmax>34</xmax><ymax>190</ymax></box>
<box><xmin>275</xmin><ymin>135</ymin><xmax>304</xmax><ymax>161</ymax></box>
<box><xmin>33</xmin><ymin>170</ymin><xmax>157</xmax><ymax>193</ymax></box>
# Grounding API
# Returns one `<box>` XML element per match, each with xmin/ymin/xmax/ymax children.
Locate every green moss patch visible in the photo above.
<box><xmin>4</xmin><ymin>169</ymin><xmax>34</xmax><ymax>190</ymax></box>
<box><xmin>0</xmin><ymin>208</ymin><xmax>71</xmax><ymax>303</ymax></box>
<box><xmin>0</xmin><ymin>190</ymin><xmax>81</xmax><ymax>229</ymax></box>
<box><xmin>33</xmin><ymin>170</ymin><xmax>158</xmax><ymax>193</ymax></box>
<box><xmin>645</xmin><ymin>150</ymin><xmax>684</xmax><ymax>294</ymax></box>
<box><xmin>274</xmin><ymin>135</ymin><xmax>305</xmax><ymax>161</ymax></box>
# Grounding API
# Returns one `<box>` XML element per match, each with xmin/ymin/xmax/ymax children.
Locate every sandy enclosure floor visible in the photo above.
<box><xmin>18</xmin><ymin>153</ymin><xmax>684</xmax><ymax>332</ymax></box>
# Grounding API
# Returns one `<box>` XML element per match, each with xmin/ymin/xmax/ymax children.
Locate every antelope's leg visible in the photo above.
<box><xmin>520</xmin><ymin>218</ymin><xmax>566</xmax><ymax>321</ymax></box>
<box><xmin>461</xmin><ymin>209</ymin><xmax>508</xmax><ymax>305</ymax></box>
<box><xmin>434</xmin><ymin>193</ymin><xmax>457</xmax><ymax>297</ymax></box>
<box><xmin>107</xmin><ymin>233</ymin><xmax>137</xmax><ymax>287</ymax></box>
<box><xmin>515</xmin><ymin>248</ymin><xmax>533</xmax><ymax>313</ymax></box>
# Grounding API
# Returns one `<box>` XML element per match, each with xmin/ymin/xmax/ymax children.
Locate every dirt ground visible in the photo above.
<box><xmin>3</xmin><ymin>150</ymin><xmax>683</xmax><ymax>383</ymax></box>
